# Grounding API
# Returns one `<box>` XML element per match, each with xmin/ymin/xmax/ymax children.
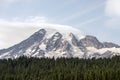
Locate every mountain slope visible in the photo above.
<box><xmin>0</xmin><ymin>26</ymin><xmax>120</xmax><ymax>59</ymax></box>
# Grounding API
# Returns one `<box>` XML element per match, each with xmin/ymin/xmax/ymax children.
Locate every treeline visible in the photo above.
<box><xmin>0</xmin><ymin>56</ymin><xmax>120</xmax><ymax>80</ymax></box>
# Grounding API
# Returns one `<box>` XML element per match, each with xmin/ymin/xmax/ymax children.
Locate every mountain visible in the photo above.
<box><xmin>0</xmin><ymin>25</ymin><xmax>120</xmax><ymax>59</ymax></box>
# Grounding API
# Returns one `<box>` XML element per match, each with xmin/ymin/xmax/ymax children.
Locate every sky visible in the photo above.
<box><xmin>0</xmin><ymin>0</ymin><xmax>120</xmax><ymax>49</ymax></box>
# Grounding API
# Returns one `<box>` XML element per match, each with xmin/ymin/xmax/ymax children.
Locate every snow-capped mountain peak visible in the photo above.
<box><xmin>36</xmin><ymin>24</ymin><xmax>85</xmax><ymax>39</ymax></box>
<box><xmin>0</xmin><ymin>26</ymin><xmax>120</xmax><ymax>59</ymax></box>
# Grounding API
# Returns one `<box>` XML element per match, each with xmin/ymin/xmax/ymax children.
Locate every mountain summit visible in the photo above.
<box><xmin>0</xmin><ymin>26</ymin><xmax>120</xmax><ymax>59</ymax></box>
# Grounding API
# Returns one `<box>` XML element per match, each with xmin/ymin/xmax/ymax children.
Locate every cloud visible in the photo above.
<box><xmin>61</xmin><ymin>2</ymin><xmax>105</xmax><ymax>23</ymax></box>
<box><xmin>0</xmin><ymin>16</ymin><xmax>48</xmax><ymax>26</ymax></box>
<box><xmin>0</xmin><ymin>0</ymin><xmax>16</xmax><ymax>3</ymax></box>
<box><xmin>105</xmin><ymin>0</ymin><xmax>120</xmax><ymax>17</ymax></box>
<box><xmin>0</xmin><ymin>16</ymin><xmax>83</xmax><ymax>49</ymax></box>
<box><xmin>105</xmin><ymin>0</ymin><xmax>120</xmax><ymax>28</ymax></box>
<box><xmin>0</xmin><ymin>16</ymin><xmax>48</xmax><ymax>49</ymax></box>
<box><xmin>24</xmin><ymin>16</ymin><xmax>48</xmax><ymax>23</ymax></box>
<box><xmin>76</xmin><ymin>16</ymin><xmax>103</xmax><ymax>26</ymax></box>
<box><xmin>0</xmin><ymin>0</ymin><xmax>33</xmax><ymax>6</ymax></box>
<box><xmin>0</xmin><ymin>0</ymin><xmax>20</xmax><ymax>4</ymax></box>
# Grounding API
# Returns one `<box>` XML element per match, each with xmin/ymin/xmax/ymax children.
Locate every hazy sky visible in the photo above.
<box><xmin>0</xmin><ymin>0</ymin><xmax>120</xmax><ymax>48</ymax></box>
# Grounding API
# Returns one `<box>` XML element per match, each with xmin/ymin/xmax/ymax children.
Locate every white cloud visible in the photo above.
<box><xmin>105</xmin><ymin>0</ymin><xmax>120</xmax><ymax>28</ymax></box>
<box><xmin>0</xmin><ymin>0</ymin><xmax>16</xmax><ymax>3</ymax></box>
<box><xmin>0</xmin><ymin>0</ymin><xmax>33</xmax><ymax>5</ymax></box>
<box><xmin>76</xmin><ymin>16</ymin><xmax>103</xmax><ymax>26</ymax></box>
<box><xmin>105</xmin><ymin>0</ymin><xmax>120</xmax><ymax>17</ymax></box>
<box><xmin>25</xmin><ymin>16</ymin><xmax>47</xmax><ymax>23</ymax></box>
<box><xmin>61</xmin><ymin>2</ymin><xmax>105</xmax><ymax>23</ymax></box>
<box><xmin>0</xmin><ymin>16</ymin><xmax>83</xmax><ymax>49</ymax></box>
<box><xmin>0</xmin><ymin>16</ymin><xmax>47</xmax><ymax>26</ymax></box>
<box><xmin>0</xmin><ymin>16</ymin><xmax>48</xmax><ymax>49</ymax></box>
<box><xmin>0</xmin><ymin>0</ymin><xmax>20</xmax><ymax>4</ymax></box>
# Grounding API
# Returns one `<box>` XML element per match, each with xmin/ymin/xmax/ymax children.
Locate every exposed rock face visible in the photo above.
<box><xmin>103</xmin><ymin>42</ymin><xmax>120</xmax><ymax>48</ymax></box>
<box><xmin>69</xmin><ymin>33</ymin><xmax>86</xmax><ymax>52</ymax></box>
<box><xmin>89</xmin><ymin>51</ymin><xmax>113</xmax><ymax>59</ymax></box>
<box><xmin>80</xmin><ymin>35</ymin><xmax>103</xmax><ymax>49</ymax></box>
<box><xmin>69</xmin><ymin>33</ymin><xmax>79</xmax><ymax>46</ymax></box>
<box><xmin>0</xmin><ymin>29</ymin><xmax>120</xmax><ymax>59</ymax></box>
<box><xmin>46</xmin><ymin>32</ymin><xmax>62</xmax><ymax>51</ymax></box>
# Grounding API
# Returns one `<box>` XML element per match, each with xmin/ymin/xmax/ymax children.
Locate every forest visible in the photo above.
<box><xmin>0</xmin><ymin>56</ymin><xmax>120</xmax><ymax>80</ymax></box>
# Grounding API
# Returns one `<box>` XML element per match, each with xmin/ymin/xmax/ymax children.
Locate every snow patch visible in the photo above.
<box><xmin>87</xmin><ymin>47</ymin><xmax>120</xmax><ymax>54</ymax></box>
